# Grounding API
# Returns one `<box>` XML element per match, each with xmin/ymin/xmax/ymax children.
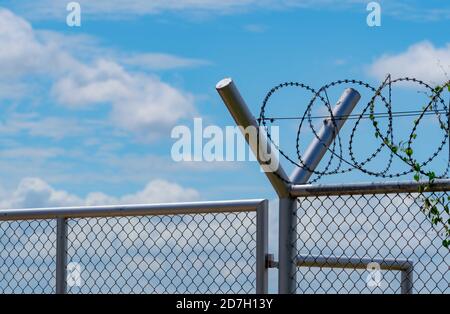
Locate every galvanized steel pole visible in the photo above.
<box><xmin>278</xmin><ymin>197</ymin><xmax>298</xmax><ymax>293</ymax></box>
<box><xmin>296</xmin><ymin>254</ymin><xmax>413</xmax><ymax>294</ymax></box>
<box><xmin>278</xmin><ymin>88</ymin><xmax>361</xmax><ymax>294</ymax></box>
<box><xmin>256</xmin><ymin>200</ymin><xmax>269</xmax><ymax>294</ymax></box>
<box><xmin>290</xmin><ymin>88</ymin><xmax>361</xmax><ymax>184</ymax></box>
<box><xmin>55</xmin><ymin>217</ymin><xmax>68</xmax><ymax>294</ymax></box>
<box><xmin>216</xmin><ymin>78</ymin><xmax>291</xmax><ymax>198</ymax></box>
<box><xmin>401</xmin><ymin>265</ymin><xmax>414</xmax><ymax>294</ymax></box>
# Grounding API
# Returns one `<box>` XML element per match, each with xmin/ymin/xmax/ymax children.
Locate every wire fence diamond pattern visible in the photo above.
<box><xmin>0</xmin><ymin>200</ymin><xmax>268</xmax><ymax>294</ymax></box>
<box><xmin>296</xmin><ymin>191</ymin><xmax>450</xmax><ymax>294</ymax></box>
<box><xmin>0</xmin><ymin>220</ymin><xmax>56</xmax><ymax>293</ymax></box>
<box><xmin>67</xmin><ymin>212</ymin><xmax>257</xmax><ymax>294</ymax></box>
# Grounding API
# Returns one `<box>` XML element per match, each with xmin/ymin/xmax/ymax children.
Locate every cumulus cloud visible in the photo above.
<box><xmin>367</xmin><ymin>41</ymin><xmax>450</xmax><ymax>85</ymax></box>
<box><xmin>51</xmin><ymin>59</ymin><xmax>195</xmax><ymax>140</ymax></box>
<box><xmin>0</xmin><ymin>8</ymin><xmax>196</xmax><ymax>140</ymax></box>
<box><xmin>0</xmin><ymin>177</ymin><xmax>200</xmax><ymax>209</ymax></box>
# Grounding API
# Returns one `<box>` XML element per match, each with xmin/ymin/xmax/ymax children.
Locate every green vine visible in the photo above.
<box><xmin>370</xmin><ymin>81</ymin><xmax>450</xmax><ymax>249</ymax></box>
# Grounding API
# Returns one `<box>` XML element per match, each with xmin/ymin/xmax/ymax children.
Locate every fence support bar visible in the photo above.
<box><xmin>56</xmin><ymin>217</ymin><xmax>68</xmax><ymax>294</ymax></box>
<box><xmin>290</xmin><ymin>179</ymin><xmax>450</xmax><ymax>197</ymax></box>
<box><xmin>256</xmin><ymin>200</ymin><xmax>269</xmax><ymax>294</ymax></box>
<box><xmin>401</xmin><ymin>266</ymin><xmax>414</xmax><ymax>294</ymax></box>
<box><xmin>278</xmin><ymin>197</ymin><xmax>297</xmax><ymax>294</ymax></box>
<box><xmin>0</xmin><ymin>199</ymin><xmax>265</xmax><ymax>221</ymax></box>
<box><xmin>290</xmin><ymin>88</ymin><xmax>361</xmax><ymax>184</ymax></box>
<box><xmin>296</xmin><ymin>254</ymin><xmax>414</xmax><ymax>294</ymax></box>
<box><xmin>216</xmin><ymin>78</ymin><xmax>291</xmax><ymax>198</ymax></box>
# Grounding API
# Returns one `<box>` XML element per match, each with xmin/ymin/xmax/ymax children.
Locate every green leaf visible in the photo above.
<box><xmin>430</xmin><ymin>205</ymin><xmax>439</xmax><ymax>215</ymax></box>
<box><xmin>414</xmin><ymin>163</ymin><xmax>421</xmax><ymax>172</ymax></box>
<box><xmin>434</xmin><ymin>85</ymin><xmax>443</xmax><ymax>93</ymax></box>
<box><xmin>405</xmin><ymin>148</ymin><xmax>413</xmax><ymax>156</ymax></box>
<box><xmin>414</xmin><ymin>174</ymin><xmax>420</xmax><ymax>182</ymax></box>
<box><xmin>427</xmin><ymin>171</ymin><xmax>436</xmax><ymax>181</ymax></box>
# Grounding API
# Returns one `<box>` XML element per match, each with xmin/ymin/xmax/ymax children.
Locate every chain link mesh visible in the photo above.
<box><xmin>0</xmin><ymin>210</ymin><xmax>258</xmax><ymax>294</ymax></box>
<box><xmin>66</xmin><ymin>211</ymin><xmax>257</xmax><ymax>293</ymax></box>
<box><xmin>0</xmin><ymin>220</ymin><xmax>56</xmax><ymax>293</ymax></box>
<box><xmin>296</xmin><ymin>191</ymin><xmax>450</xmax><ymax>293</ymax></box>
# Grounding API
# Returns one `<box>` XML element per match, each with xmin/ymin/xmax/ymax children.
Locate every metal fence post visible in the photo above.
<box><xmin>284</xmin><ymin>88</ymin><xmax>361</xmax><ymax>293</ymax></box>
<box><xmin>278</xmin><ymin>197</ymin><xmax>297</xmax><ymax>294</ymax></box>
<box><xmin>290</xmin><ymin>88</ymin><xmax>361</xmax><ymax>184</ymax></box>
<box><xmin>56</xmin><ymin>217</ymin><xmax>67</xmax><ymax>294</ymax></box>
<box><xmin>216</xmin><ymin>79</ymin><xmax>361</xmax><ymax>294</ymax></box>
<box><xmin>216</xmin><ymin>78</ymin><xmax>291</xmax><ymax>198</ymax></box>
<box><xmin>401</xmin><ymin>264</ymin><xmax>414</xmax><ymax>294</ymax></box>
<box><xmin>256</xmin><ymin>200</ymin><xmax>269</xmax><ymax>294</ymax></box>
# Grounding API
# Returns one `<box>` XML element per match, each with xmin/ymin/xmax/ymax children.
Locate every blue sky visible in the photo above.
<box><xmin>0</xmin><ymin>0</ymin><xmax>449</xmax><ymax>208</ymax></box>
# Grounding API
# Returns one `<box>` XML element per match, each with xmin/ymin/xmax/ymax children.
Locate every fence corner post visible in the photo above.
<box><xmin>256</xmin><ymin>199</ymin><xmax>269</xmax><ymax>294</ymax></box>
<box><xmin>56</xmin><ymin>217</ymin><xmax>68</xmax><ymax>294</ymax></box>
<box><xmin>401</xmin><ymin>263</ymin><xmax>414</xmax><ymax>294</ymax></box>
<box><xmin>278</xmin><ymin>197</ymin><xmax>297</xmax><ymax>294</ymax></box>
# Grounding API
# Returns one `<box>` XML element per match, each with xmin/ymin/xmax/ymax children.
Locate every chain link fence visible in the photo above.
<box><xmin>293</xmin><ymin>181</ymin><xmax>450</xmax><ymax>294</ymax></box>
<box><xmin>0</xmin><ymin>220</ymin><xmax>56</xmax><ymax>293</ymax></box>
<box><xmin>2</xmin><ymin>180</ymin><xmax>449</xmax><ymax>294</ymax></box>
<box><xmin>0</xmin><ymin>200</ymin><xmax>268</xmax><ymax>294</ymax></box>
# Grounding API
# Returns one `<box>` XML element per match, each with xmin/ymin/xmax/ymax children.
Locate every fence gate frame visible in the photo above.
<box><xmin>0</xmin><ymin>199</ymin><xmax>269</xmax><ymax>294</ymax></box>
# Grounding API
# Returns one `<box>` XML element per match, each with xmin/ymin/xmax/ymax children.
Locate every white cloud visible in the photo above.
<box><xmin>0</xmin><ymin>113</ymin><xmax>87</xmax><ymax>140</ymax></box>
<box><xmin>50</xmin><ymin>59</ymin><xmax>196</xmax><ymax>140</ymax></box>
<box><xmin>85</xmin><ymin>179</ymin><xmax>200</xmax><ymax>205</ymax></box>
<box><xmin>0</xmin><ymin>177</ymin><xmax>200</xmax><ymax>209</ymax></box>
<box><xmin>123</xmin><ymin>53</ymin><xmax>210</xmax><ymax>70</ymax></box>
<box><xmin>0</xmin><ymin>8</ymin><xmax>197</xmax><ymax>140</ymax></box>
<box><xmin>0</xmin><ymin>178</ymin><xmax>84</xmax><ymax>209</ymax></box>
<box><xmin>367</xmin><ymin>41</ymin><xmax>450</xmax><ymax>85</ymax></box>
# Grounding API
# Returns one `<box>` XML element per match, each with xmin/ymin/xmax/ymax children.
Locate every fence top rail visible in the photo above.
<box><xmin>290</xmin><ymin>179</ymin><xmax>450</xmax><ymax>197</ymax></box>
<box><xmin>0</xmin><ymin>199</ymin><xmax>267</xmax><ymax>221</ymax></box>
